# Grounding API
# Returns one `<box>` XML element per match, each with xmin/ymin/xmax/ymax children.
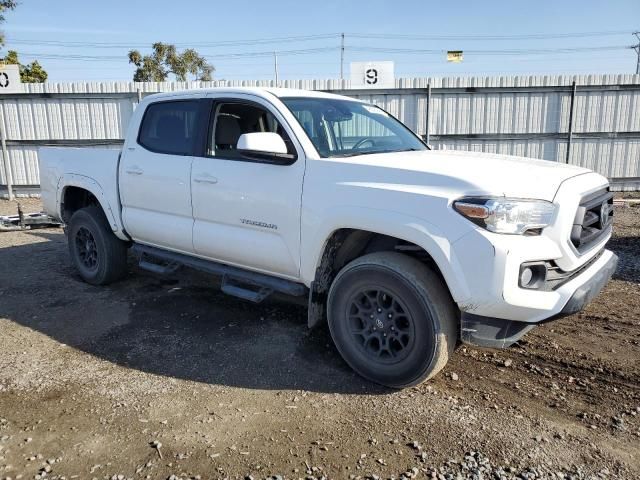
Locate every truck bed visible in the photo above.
<box><xmin>38</xmin><ymin>146</ymin><xmax>123</xmax><ymax>231</ymax></box>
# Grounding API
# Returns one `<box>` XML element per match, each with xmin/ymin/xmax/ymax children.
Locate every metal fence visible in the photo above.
<box><xmin>1</xmin><ymin>73</ymin><xmax>639</xmax><ymax>196</ymax></box>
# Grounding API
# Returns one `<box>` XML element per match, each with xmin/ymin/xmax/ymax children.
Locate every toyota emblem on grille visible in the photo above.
<box><xmin>600</xmin><ymin>201</ymin><xmax>611</xmax><ymax>227</ymax></box>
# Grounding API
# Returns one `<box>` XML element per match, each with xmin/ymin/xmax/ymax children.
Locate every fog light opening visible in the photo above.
<box><xmin>520</xmin><ymin>267</ymin><xmax>533</xmax><ymax>286</ymax></box>
<box><xmin>519</xmin><ymin>263</ymin><xmax>547</xmax><ymax>289</ymax></box>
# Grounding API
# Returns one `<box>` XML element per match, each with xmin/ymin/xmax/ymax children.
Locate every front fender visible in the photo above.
<box><xmin>301</xmin><ymin>206</ymin><xmax>473</xmax><ymax>304</ymax></box>
<box><xmin>57</xmin><ymin>174</ymin><xmax>128</xmax><ymax>241</ymax></box>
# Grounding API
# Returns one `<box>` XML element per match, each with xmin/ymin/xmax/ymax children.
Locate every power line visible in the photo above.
<box><xmin>19</xmin><ymin>44</ymin><xmax>631</xmax><ymax>64</ymax></box>
<box><xmin>29</xmin><ymin>54</ymin><xmax>637</xmax><ymax>72</ymax></box>
<box><xmin>347</xmin><ymin>45</ymin><xmax>630</xmax><ymax>56</ymax></box>
<box><xmin>5</xmin><ymin>33</ymin><xmax>341</xmax><ymax>49</ymax></box>
<box><xmin>206</xmin><ymin>46</ymin><xmax>339</xmax><ymax>59</ymax></box>
<box><xmin>347</xmin><ymin>30</ymin><xmax>635</xmax><ymax>41</ymax></box>
<box><xmin>6</xmin><ymin>29</ymin><xmax>636</xmax><ymax>49</ymax></box>
<box><xmin>18</xmin><ymin>46</ymin><xmax>341</xmax><ymax>62</ymax></box>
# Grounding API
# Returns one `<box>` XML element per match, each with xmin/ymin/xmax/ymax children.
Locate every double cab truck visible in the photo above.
<box><xmin>39</xmin><ymin>87</ymin><xmax>618</xmax><ymax>388</ymax></box>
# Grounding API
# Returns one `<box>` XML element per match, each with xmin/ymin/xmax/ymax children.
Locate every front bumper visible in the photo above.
<box><xmin>555</xmin><ymin>251</ymin><xmax>618</xmax><ymax>317</ymax></box>
<box><xmin>461</xmin><ymin>251</ymin><xmax>618</xmax><ymax>348</ymax></box>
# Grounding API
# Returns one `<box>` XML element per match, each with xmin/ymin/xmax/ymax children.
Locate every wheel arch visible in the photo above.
<box><xmin>58</xmin><ymin>175</ymin><xmax>128</xmax><ymax>241</ymax></box>
<box><xmin>306</xmin><ymin>221</ymin><xmax>468</xmax><ymax>328</ymax></box>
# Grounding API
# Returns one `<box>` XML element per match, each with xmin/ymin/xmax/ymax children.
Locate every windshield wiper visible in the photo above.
<box><xmin>332</xmin><ymin>148</ymin><xmax>421</xmax><ymax>158</ymax></box>
<box><xmin>332</xmin><ymin>151</ymin><xmax>367</xmax><ymax>158</ymax></box>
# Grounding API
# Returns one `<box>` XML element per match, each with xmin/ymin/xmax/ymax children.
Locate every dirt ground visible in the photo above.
<box><xmin>0</xmin><ymin>198</ymin><xmax>638</xmax><ymax>480</ymax></box>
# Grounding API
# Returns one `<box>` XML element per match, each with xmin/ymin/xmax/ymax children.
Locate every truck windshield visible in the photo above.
<box><xmin>281</xmin><ymin>97</ymin><xmax>427</xmax><ymax>158</ymax></box>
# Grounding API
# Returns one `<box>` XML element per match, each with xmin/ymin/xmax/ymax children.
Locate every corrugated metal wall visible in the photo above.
<box><xmin>0</xmin><ymin>93</ymin><xmax>134</xmax><ymax>187</ymax></box>
<box><xmin>1</xmin><ymin>73</ymin><xmax>639</xmax><ymax>193</ymax></box>
<box><xmin>339</xmin><ymin>77</ymin><xmax>640</xmax><ymax>190</ymax></box>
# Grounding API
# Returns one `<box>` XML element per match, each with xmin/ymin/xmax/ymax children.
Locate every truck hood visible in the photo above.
<box><xmin>330</xmin><ymin>149</ymin><xmax>591</xmax><ymax>201</ymax></box>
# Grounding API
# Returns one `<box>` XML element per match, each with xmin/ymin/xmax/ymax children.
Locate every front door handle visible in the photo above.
<box><xmin>194</xmin><ymin>175</ymin><xmax>218</xmax><ymax>184</ymax></box>
<box><xmin>126</xmin><ymin>166</ymin><xmax>143</xmax><ymax>175</ymax></box>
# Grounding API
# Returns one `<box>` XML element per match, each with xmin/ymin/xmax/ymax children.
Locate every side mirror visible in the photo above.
<box><xmin>236</xmin><ymin>131</ymin><xmax>289</xmax><ymax>153</ymax></box>
<box><xmin>236</xmin><ymin>132</ymin><xmax>295</xmax><ymax>164</ymax></box>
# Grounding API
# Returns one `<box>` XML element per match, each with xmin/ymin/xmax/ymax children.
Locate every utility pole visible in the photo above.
<box><xmin>340</xmin><ymin>33</ymin><xmax>345</xmax><ymax>81</ymax></box>
<box><xmin>274</xmin><ymin>51</ymin><xmax>279</xmax><ymax>86</ymax></box>
<box><xmin>0</xmin><ymin>117</ymin><xmax>13</xmax><ymax>201</ymax></box>
<box><xmin>633</xmin><ymin>32</ymin><xmax>640</xmax><ymax>75</ymax></box>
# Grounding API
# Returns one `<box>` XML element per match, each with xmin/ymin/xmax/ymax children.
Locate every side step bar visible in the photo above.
<box><xmin>132</xmin><ymin>244</ymin><xmax>307</xmax><ymax>302</ymax></box>
<box><xmin>221</xmin><ymin>275</ymin><xmax>273</xmax><ymax>303</ymax></box>
<box><xmin>138</xmin><ymin>259</ymin><xmax>180</xmax><ymax>275</ymax></box>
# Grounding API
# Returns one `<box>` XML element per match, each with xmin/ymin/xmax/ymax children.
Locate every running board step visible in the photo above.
<box><xmin>221</xmin><ymin>275</ymin><xmax>273</xmax><ymax>303</ymax></box>
<box><xmin>131</xmin><ymin>244</ymin><xmax>307</xmax><ymax>298</ymax></box>
<box><xmin>138</xmin><ymin>258</ymin><xmax>180</xmax><ymax>275</ymax></box>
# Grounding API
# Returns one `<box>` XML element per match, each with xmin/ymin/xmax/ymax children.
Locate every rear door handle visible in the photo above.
<box><xmin>126</xmin><ymin>166</ymin><xmax>143</xmax><ymax>175</ymax></box>
<box><xmin>194</xmin><ymin>175</ymin><xmax>218</xmax><ymax>184</ymax></box>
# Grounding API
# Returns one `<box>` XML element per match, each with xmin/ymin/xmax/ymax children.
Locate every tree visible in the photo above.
<box><xmin>2</xmin><ymin>50</ymin><xmax>48</xmax><ymax>82</ymax></box>
<box><xmin>20</xmin><ymin>59</ymin><xmax>47</xmax><ymax>82</ymax></box>
<box><xmin>0</xmin><ymin>1</ymin><xmax>17</xmax><ymax>46</ymax></box>
<box><xmin>128</xmin><ymin>42</ymin><xmax>215</xmax><ymax>82</ymax></box>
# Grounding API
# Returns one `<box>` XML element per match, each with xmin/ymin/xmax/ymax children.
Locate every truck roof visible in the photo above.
<box><xmin>144</xmin><ymin>86</ymin><xmax>358</xmax><ymax>102</ymax></box>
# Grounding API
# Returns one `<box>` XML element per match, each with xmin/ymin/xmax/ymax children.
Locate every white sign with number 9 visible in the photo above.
<box><xmin>350</xmin><ymin>61</ymin><xmax>394</xmax><ymax>89</ymax></box>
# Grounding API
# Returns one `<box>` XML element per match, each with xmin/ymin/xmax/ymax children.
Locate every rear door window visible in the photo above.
<box><xmin>138</xmin><ymin>100</ymin><xmax>200</xmax><ymax>155</ymax></box>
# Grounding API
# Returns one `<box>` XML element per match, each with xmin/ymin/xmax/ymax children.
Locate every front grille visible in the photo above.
<box><xmin>570</xmin><ymin>187</ymin><xmax>613</xmax><ymax>253</ymax></box>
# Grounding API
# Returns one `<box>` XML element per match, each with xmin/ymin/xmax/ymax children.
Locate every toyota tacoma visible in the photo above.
<box><xmin>39</xmin><ymin>87</ymin><xmax>618</xmax><ymax>387</ymax></box>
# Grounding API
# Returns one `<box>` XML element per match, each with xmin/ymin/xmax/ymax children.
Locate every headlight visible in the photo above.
<box><xmin>453</xmin><ymin>197</ymin><xmax>556</xmax><ymax>235</ymax></box>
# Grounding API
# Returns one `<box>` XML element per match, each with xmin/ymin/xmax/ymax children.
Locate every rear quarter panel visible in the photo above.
<box><xmin>38</xmin><ymin>147</ymin><xmax>126</xmax><ymax>238</ymax></box>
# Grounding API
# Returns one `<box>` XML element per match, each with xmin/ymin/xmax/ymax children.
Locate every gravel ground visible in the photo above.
<box><xmin>0</xmin><ymin>198</ymin><xmax>638</xmax><ymax>480</ymax></box>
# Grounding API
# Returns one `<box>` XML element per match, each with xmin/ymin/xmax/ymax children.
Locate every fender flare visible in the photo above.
<box><xmin>57</xmin><ymin>174</ymin><xmax>128</xmax><ymax>241</ymax></box>
<box><xmin>302</xmin><ymin>206</ymin><xmax>473</xmax><ymax>304</ymax></box>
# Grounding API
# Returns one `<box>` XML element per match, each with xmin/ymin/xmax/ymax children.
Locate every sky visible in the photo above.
<box><xmin>1</xmin><ymin>0</ymin><xmax>639</xmax><ymax>83</ymax></box>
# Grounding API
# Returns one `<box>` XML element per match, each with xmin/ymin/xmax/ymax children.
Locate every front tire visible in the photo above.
<box><xmin>67</xmin><ymin>206</ymin><xmax>128</xmax><ymax>285</ymax></box>
<box><xmin>327</xmin><ymin>252</ymin><xmax>458</xmax><ymax>388</ymax></box>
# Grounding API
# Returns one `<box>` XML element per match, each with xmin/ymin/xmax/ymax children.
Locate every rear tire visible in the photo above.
<box><xmin>327</xmin><ymin>252</ymin><xmax>458</xmax><ymax>388</ymax></box>
<box><xmin>67</xmin><ymin>206</ymin><xmax>128</xmax><ymax>285</ymax></box>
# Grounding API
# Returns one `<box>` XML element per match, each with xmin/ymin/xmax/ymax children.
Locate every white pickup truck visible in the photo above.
<box><xmin>39</xmin><ymin>87</ymin><xmax>617</xmax><ymax>388</ymax></box>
